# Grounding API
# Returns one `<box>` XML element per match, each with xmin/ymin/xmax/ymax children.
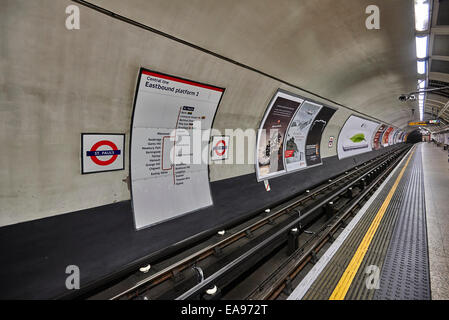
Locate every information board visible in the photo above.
<box><xmin>284</xmin><ymin>101</ymin><xmax>322</xmax><ymax>172</ymax></box>
<box><xmin>337</xmin><ymin>115</ymin><xmax>379</xmax><ymax>159</ymax></box>
<box><xmin>130</xmin><ymin>68</ymin><xmax>224</xmax><ymax>229</ymax></box>
<box><xmin>304</xmin><ymin>105</ymin><xmax>336</xmax><ymax>166</ymax></box>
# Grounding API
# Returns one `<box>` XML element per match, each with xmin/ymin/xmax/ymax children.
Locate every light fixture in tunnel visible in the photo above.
<box><xmin>418</xmin><ymin>79</ymin><xmax>426</xmax><ymax>90</ymax></box>
<box><xmin>416</xmin><ymin>36</ymin><xmax>428</xmax><ymax>59</ymax></box>
<box><xmin>419</xmin><ymin>93</ymin><xmax>425</xmax><ymax>121</ymax></box>
<box><xmin>414</xmin><ymin>0</ymin><xmax>430</xmax><ymax>122</ymax></box>
<box><xmin>417</xmin><ymin>60</ymin><xmax>426</xmax><ymax>74</ymax></box>
<box><xmin>414</xmin><ymin>0</ymin><xmax>430</xmax><ymax>32</ymax></box>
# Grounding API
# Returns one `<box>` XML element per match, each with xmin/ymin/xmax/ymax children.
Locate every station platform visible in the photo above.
<box><xmin>288</xmin><ymin>142</ymin><xmax>449</xmax><ymax>300</ymax></box>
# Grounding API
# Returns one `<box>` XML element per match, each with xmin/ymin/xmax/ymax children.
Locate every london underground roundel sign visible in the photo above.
<box><xmin>211</xmin><ymin>136</ymin><xmax>229</xmax><ymax>161</ymax></box>
<box><xmin>82</xmin><ymin>134</ymin><xmax>125</xmax><ymax>174</ymax></box>
<box><xmin>87</xmin><ymin>140</ymin><xmax>120</xmax><ymax>166</ymax></box>
<box><xmin>214</xmin><ymin>139</ymin><xmax>227</xmax><ymax>157</ymax></box>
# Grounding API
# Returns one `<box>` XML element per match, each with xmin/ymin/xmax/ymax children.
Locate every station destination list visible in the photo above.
<box><xmin>130</xmin><ymin>69</ymin><xmax>224</xmax><ymax>229</ymax></box>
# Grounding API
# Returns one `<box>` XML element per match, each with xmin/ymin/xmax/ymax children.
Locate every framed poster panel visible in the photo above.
<box><xmin>337</xmin><ymin>115</ymin><xmax>380</xmax><ymax>159</ymax></box>
<box><xmin>81</xmin><ymin>133</ymin><xmax>125</xmax><ymax>174</ymax></box>
<box><xmin>255</xmin><ymin>89</ymin><xmax>336</xmax><ymax>181</ymax></box>
<box><xmin>372</xmin><ymin>124</ymin><xmax>387</xmax><ymax>150</ymax></box>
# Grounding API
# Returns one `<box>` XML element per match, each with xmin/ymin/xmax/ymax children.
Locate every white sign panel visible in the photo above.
<box><xmin>81</xmin><ymin>134</ymin><xmax>125</xmax><ymax>174</ymax></box>
<box><xmin>130</xmin><ymin>68</ymin><xmax>224</xmax><ymax>229</ymax></box>
<box><xmin>337</xmin><ymin>115</ymin><xmax>380</xmax><ymax>159</ymax></box>
<box><xmin>211</xmin><ymin>136</ymin><xmax>230</xmax><ymax>161</ymax></box>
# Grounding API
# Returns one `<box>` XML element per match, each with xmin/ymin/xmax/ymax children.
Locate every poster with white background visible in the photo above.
<box><xmin>337</xmin><ymin>115</ymin><xmax>379</xmax><ymax>159</ymax></box>
<box><xmin>256</xmin><ymin>90</ymin><xmax>303</xmax><ymax>180</ymax></box>
<box><xmin>131</xmin><ymin>69</ymin><xmax>224</xmax><ymax>229</ymax></box>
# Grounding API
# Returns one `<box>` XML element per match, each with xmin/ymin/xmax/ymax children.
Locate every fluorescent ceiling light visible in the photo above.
<box><xmin>414</xmin><ymin>0</ymin><xmax>430</xmax><ymax>122</ymax></box>
<box><xmin>418</xmin><ymin>80</ymin><xmax>426</xmax><ymax>90</ymax></box>
<box><xmin>418</xmin><ymin>91</ymin><xmax>425</xmax><ymax>121</ymax></box>
<box><xmin>417</xmin><ymin>60</ymin><xmax>426</xmax><ymax>74</ymax></box>
<box><xmin>416</xmin><ymin>36</ymin><xmax>428</xmax><ymax>58</ymax></box>
<box><xmin>414</xmin><ymin>0</ymin><xmax>430</xmax><ymax>31</ymax></box>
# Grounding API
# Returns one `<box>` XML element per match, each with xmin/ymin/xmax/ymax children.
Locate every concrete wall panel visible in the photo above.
<box><xmin>0</xmin><ymin>0</ymin><xmax>404</xmax><ymax>226</ymax></box>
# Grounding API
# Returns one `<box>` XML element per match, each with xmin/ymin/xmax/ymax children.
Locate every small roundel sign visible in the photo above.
<box><xmin>82</xmin><ymin>134</ymin><xmax>125</xmax><ymax>174</ymax></box>
<box><xmin>211</xmin><ymin>136</ymin><xmax>229</xmax><ymax>161</ymax></box>
<box><xmin>88</xmin><ymin>140</ymin><xmax>120</xmax><ymax>166</ymax></box>
<box><xmin>214</xmin><ymin>139</ymin><xmax>227</xmax><ymax>156</ymax></box>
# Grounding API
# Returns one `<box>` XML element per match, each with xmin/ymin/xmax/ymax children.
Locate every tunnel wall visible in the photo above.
<box><xmin>0</xmin><ymin>0</ymin><xmax>389</xmax><ymax>227</ymax></box>
<box><xmin>0</xmin><ymin>143</ymin><xmax>404</xmax><ymax>299</ymax></box>
<box><xmin>0</xmin><ymin>0</ymin><xmax>411</xmax><ymax>299</ymax></box>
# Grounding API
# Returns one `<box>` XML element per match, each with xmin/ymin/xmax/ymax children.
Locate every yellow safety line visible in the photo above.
<box><xmin>329</xmin><ymin>147</ymin><xmax>416</xmax><ymax>300</ymax></box>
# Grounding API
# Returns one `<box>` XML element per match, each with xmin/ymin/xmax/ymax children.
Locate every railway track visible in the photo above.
<box><xmin>245</xmin><ymin>146</ymin><xmax>412</xmax><ymax>300</ymax></box>
<box><xmin>88</xmin><ymin>145</ymin><xmax>411</xmax><ymax>300</ymax></box>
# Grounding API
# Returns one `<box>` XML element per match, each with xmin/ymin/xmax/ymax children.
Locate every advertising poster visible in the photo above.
<box><xmin>337</xmin><ymin>115</ymin><xmax>380</xmax><ymax>159</ymax></box>
<box><xmin>388</xmin><ymin>129</ymin><xmax>397</xmax><ymax>145</ymax></box>
<box><xmin>284</xmin><ymin>101</ymin><xmax>322</xmax><ymax>171</ymax></box>
<box><xmin>392</xmin><ymin>130</ymin><xmax>399</xmax><ymax>144</ymax></box>
<box><xmin>382</xmin><ymin>127</ymin><xmax>394</xmax><ymax>147</ymax></box>
<box><xmin>256</xmin><ymin>91</ymin><xmax>303</xmax><ymax>180</ymax></box>
<box><xmin>304</xmin><ymin>106</ymin><xmax>336</xmax><ymax>166</ymax></box>
<box><xmin>256</xmin><ymin>90</ymin><xmax>336</xmax><ymax>181</ymax></box>
<box><xmin>130</xmin><ymin>68</ymin><xmax>224</xmax><ymax>229</ymax></box>
<box><xmin>372</xmin><ymin>124</ymin><xmax>387</xmax><ymax>150</ymax></box>
<box><xmin>396</xmin><ymin>131</ymin><xmax>405</xmax><ymax>144</ymax></box>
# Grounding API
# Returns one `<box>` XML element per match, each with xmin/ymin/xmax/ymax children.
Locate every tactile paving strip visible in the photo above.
<box><xmin>374</xmin><ymin>145</ymin><xmax>431</xmax><ymax>300</ymax></box>
<box><xmin>343</xmin><ymin>150</ymin><xmax>414</xmax><ymax>300</ymax></box>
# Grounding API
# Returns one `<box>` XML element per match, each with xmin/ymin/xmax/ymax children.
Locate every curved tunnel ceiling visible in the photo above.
<box><xmin>87</xmin><ymin>0</ymin><xmax>419</xmax><ymax>129</ymax></box>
